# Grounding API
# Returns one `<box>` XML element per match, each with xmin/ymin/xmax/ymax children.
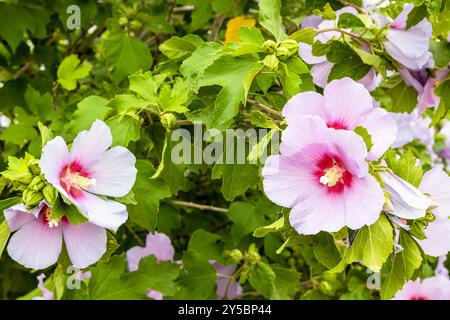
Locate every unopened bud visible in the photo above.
<box><xmin>119</xmin><ymin>17</ymin><xmax>128</xmax><ymax>26</ymax></box>
<box><xmin>276</xmin><ymin>39</ymin><xmax>298</xmax><ymax>60</ymax></box>
<box><xmin>29</xmin><ymin>176</ymin><xmax>45</xmax><ymax>191</ymax></box>
<box><xmin>23</xmin><ymin>189</ymin><xmax>43</xmax><ymax>208</ymax></box>
<box><xmin>28</xmin><ymin>160</ymin><xmax>41</xmax><ymax>175</ymax></box>
<box><xmin>262</xmin><ymin>40</ymin><xmax>277</xmax><ymax>53</ymax></box>
<box><xmin>228</xmin><ymin>249</ymin><xmax>243</xmax><ymax>264</ymax></box>
<box><xmin>161</xmin><ymin>113</ymin><xmax>177</xmax><ymax>131</ymax></box>
<box><xmin>263</xmin><ymin>54</ymin><xmax>279</xmax><ymax>71</ymax></box>
<box><xmin>43</xmin><ymin>184</ymin><xmax>58</xmax><ymax>205</ymax></box>
<box><xmin>247</xmin><ymin>243</ymin><xmax>261</xmax><ymax>265</ymax></box>
<box><xmin>130</xmin><ymin>20</ymin><xmax>142</xmax><ymax>30</ymax></box>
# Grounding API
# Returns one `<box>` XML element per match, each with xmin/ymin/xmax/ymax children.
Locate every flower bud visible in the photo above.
<box><xmin>29</xmin><ymin>176</ymin><xmax>45</xmax><ymax>191</ymax></box>
<box><xmin>262</xmin><ymin>40</ymin><xmax>277</xmax><ymax>53</ymax></box>
<box><xmin>43</xmin><ymin>184</ymin><xmax>58</xmax><ymax>205</ymax></box>
<box><xmin>23</xmin><ymin>189</ymin><xmax>43</xmax><ymax>208</ymax></box>
<box><xmin>161</xmin><ymin>113</ymin><xmax>177</xmax><ymax>131</ymax></box>
<box><xmin>246</xmin><ymin>243</ymin><xmax>261</xmax><ymax>265</ymax></box>
<box><xmin>130</xmin><ymin>20</ymin><xmax>142</xmax><ymax>30</ymax></box>
<box><xmin>15</xmin><ymin>172</ymin><xmax>33</xmax><ymax>185</ymax></box>
<box><xmin>28</xmin><ymin>159</ymin><xmax>41</xmax><ymax>175</ymax></box>
<box><xmin>228</xmin><ymin>249</ymin><xmax>244</xmax><ymax>264</ymax></box>
<box><xmin>263</xmin><ymin>54</ymin><xmax>279</xmax><ymax>71</ymax></box>
<box><xmin>276</xmin><ymin>39</ymin><xmax>299</xmax><ymax>60</ymax></box>
<box><xmin>119</xmin><ymin>17</ymin><xmax>128</xmax><ymax>26</ymax></box>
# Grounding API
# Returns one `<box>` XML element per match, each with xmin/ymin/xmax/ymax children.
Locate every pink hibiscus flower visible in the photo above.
<box><xmin>39</xmin><ymin>120</ymin><xmax>137</xmax><ymax>232</ymax></box>
<box><xmin>393</xmin><ymin>276</ymin><xmax>450</xmax><ymax>300</ymax></box>
<box><xmin>5</xmin><ymin>202</ymin><xmax>106</xmax><ymax>269</ymax></box>
<box><xmin>383</xmin><ymin>4</ymin><xmax>432</xmax><ymax>70</ymax></box>
<box><xmin>262</xmin><ymin>114</ymin><xmax>384</xmax><ymax>234</ymax></box>
<box><xmin>282</xmin><ymin>78</ymin><xmax>397</xmax><ymax>160</ymax></box>
<box><xmin>298</xmin><ymin>8</ymin><xmax>381</xmax><ymax>91</ymax></box>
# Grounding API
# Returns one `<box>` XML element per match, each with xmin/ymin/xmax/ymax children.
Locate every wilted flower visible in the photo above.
<box><xmin>40</xmin><ymin>120</ymin><xmax>137</xmax><ymax>232</ymax></box>
<box><xmin>5</xmin><ymin>202</ymin><xmax>107</xmax><ymax>269</ymax></box>
<box><xmin>283</xmin><ymin>78</ymin><xmax>397</xmax><ymax>160</ymax></box>
<box><xmin>262</xmin><ymin>114</ymin><xmax>384</xmax><ymax>235</ymax></box>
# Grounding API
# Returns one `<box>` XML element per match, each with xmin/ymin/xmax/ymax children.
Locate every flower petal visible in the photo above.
<box><xmin>298</xmin><ymin>43</ymin><xmax>327</xmax><ymax>65</ymax></box>
<box><xmin>87</xmin><ymin>146</ymin><xmax>137</xmax><ymax>197</ymax></box>
<box><xmin>283</xmin><ymin>91</ymin><xmax>326</xmax><ymax>124</ymax></box>
<box><xmin>127</xmin><ymin>246</ymin><xmax>152</xmax><ymax>272</ymax></box>
<box><xmin>323</xmin><ymin>78</ymin><xmax>374</xmax><ymax>128</ymax></box>
<box><xmin>63</xmin><ymin>221</ymin><xmax>107</xmax><ymax>268</ymax></box>
<box><xmin>70</xmin><ymin>120</ymin><xmax>113</xmax><ymax>167</ymax></box>
<box><xmin>40</xmin><ymin>136</ymin><xmax>70</xmax><ymax>187</ymax></box>
<box><xmin>359</xmin><ymin>107</ymin><xmax>397</xmax><ymax>161</ymax></box>
<box><xmin>310</xmin><ymin>61</ymin><xmax>333</xmax><ymax>88</ymax></box>
<box><xmin>76</xmin><ymin>193</ymin><xmax>128</xmax><ymax>231</ymax></box>
<box><xmin>419</xmin><ymin>168</ymin><xmax>450</xmax><ymax>218</ymax></box>
<box><xmin>7</xmin><ymin>221</ymin><xmax>62</xmax><ymax>269</ymax></box>
<box><xmin>145</xmin><ymin>232</ymin><xmax>174</xmax><ymax>262</ymax></box>
<box><xmin>4</xmin><ymin>204</ymin><xmax>39</xmax><ymax>232</ymax></box>
<box><xmin>417</xmin><ymin>218</ymin><xmax>450</xmax><ymax>257</ymax></box>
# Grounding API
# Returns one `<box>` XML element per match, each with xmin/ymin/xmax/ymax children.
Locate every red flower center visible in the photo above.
<box><xmin>411</xmin><ymin>296</ymin><xmax>427</xmax><ymax>300</ymax></box>
<box><xmin>314</xmin><ymin>154</ymin><xmax>353</xmax><ymax>194</ymax></box>
<box><xmin>59</xmin><ymin>161</ymin><xmax>94</xmax><ymax>199</ymax></box>
<box><xmin>327</xmin><ymin>120</ymin><xmax>349</xmax><ymax>130</ymax></box>
<box><xmin>39</xmin><ymin>204</ymin><xmax>62</xmax><ymax>228</ymax></box>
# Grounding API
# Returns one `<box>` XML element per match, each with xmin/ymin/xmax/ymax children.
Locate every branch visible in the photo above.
<box><xmin>167</xmin><ymin>200</ymin><xmax>228</xmax><ymax>213</ymax></box>
<box><xmin>77</xmin><ymin>27</ymin><xmax>106</xmax><ymax>54</ymax></box>
<box><xmin>315</xmin><ymin>28</ymin><xmax>371</xmax><ymax>47</ymax></box>
<box><xmin>247</xmin><ymin>99</ymin><xmax>283</xmax><ymax>118</ymax></box>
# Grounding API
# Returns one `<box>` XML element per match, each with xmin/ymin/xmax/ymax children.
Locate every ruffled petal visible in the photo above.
<box><xmin>63</xmin><ymin>221</ymin><xmax>107</xmax><ymax>268</ymax></box>
<box><xmin>70</xmin><ymin>120</ymin><xmax>113</xmax><ymax>167</ymax></box>
<box><xmin>323</xmin><ymin>78</ymin><xmax>374</xmax><ymax>129</ymax></box>
<box><xmin>4</xmin><ymin>204</ymin><xmax>39</xmax><ymax>232</ymax></box>
<box><xmin>7</xmin><ymin>220</ymin><xmax>62</xmax><ymax>269</ymax></box>
<box><xmin>419</xmin><ymin>168</ymin><xmax>450</xmax><ymax>218</ymax></box>
<box><xmin>76</xmin><ymin>193</ymin><xmax>128</xmax><ymax>231</ymax></box>
<box><xmin>87</xmin><ymin>146</ymin><xmax>137</xmax><ymax>197</ymax></box>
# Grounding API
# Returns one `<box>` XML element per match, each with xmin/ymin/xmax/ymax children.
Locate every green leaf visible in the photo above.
<box><xmin>406</xmin><ymin>4</ymin><xmax>428</xmax><ymax>29</ymax></box>
<box><xmin>105</xmin><ymin>114</ymin><xmax>141</xmax><ymax>147</ymax></box>
<box><xmin>329</xmin><ymin>214</ymin><xmax>394</xmax><ymax>273</ymax></box>
<box><xmin>258</xmin><ymin>0</ymin><xmax>287</xmax><ymax>41</ymax></box>
<box><xmin>212</xmin><ymin>163</ymin><xmax>259</xmax><ymax>201</ymax></box>
<box><xmin>430</xmin><ymin>40</ymin><xmax>450</xmax><ymax>69</ymax></box>
<box><xmin>249</xmin><ymin>111</ymin><xmax>279</xmax><ymax>129</ymax></box>
<box><xmin>253</xmin><ymin>216</ymin><xmax>284</xmax><ymax>238</ymax></box>
<box><xmin>158</xmin><ymin>78</ymin><xmax>190</xmax><ymax>113</ymax></box>
<box><xmin>159</xmin><ymin>35</ymin><xmax>203</xmax><ymax>60</ymax></box>
<box><xmin>380</xmin><ymin>229</ymin><xmax>423</xmax><ymax>300</ymax></box>
<box><xmin>104</xmin><ymin>34</ymin><xmax>153</xmax><ymax>82</ymax></box>
<box><xmin>24</xmin><ymin>86</ymin><xmax>52</xmax><ymax>119</ymax></box>
<box><xmin>354</xmin><ymin>126</ymin><xmax>373</xmax><ymax>151</ymax></box>
<box><xmin>228</xmin><ymin>202</ymin><xmax>265</xmax><ymax>245</ymax></box>
<box><xmin>431</xmin><ymin>79</ymin><xmax>450</xmax><ymax>126</ymax></box>
<box><xmin>69</xmin><ymin>96</ymin><xmax>111</xmax><ymax>134</ymax></box>
<box><xmin>57</xmin><ymin>55</ymin><xmax>92</xmax><ymax>91</ymax></box>
<box><xmin>271</xmin><ymin>266</ymin><xmax>300</xmax><ymax>299</ymax></box>
<box><xmin>0</xmin><ymin>221</ymin><xmax>10</xmax><ymax>259</ymax></box>
<box><xmin>314</xmin><ymin>232</ymin><xmax>342</xmax><ymax>269</ymax></box>
<box><xmin>337</xmin><ymin>13</ymin><xmax>365</xmax><ymax>31</ymax></box>
<box><xmin>249</xmin><ymin>261</ymin><xmax>276</xmax><ymax>298</ymax></box>
<box><xmin>188</xmin><ymin>229</ymin><xmax>222</xmax><ymax>261</ymax></box>
<box><xmin>328</xmin><ymin>58</ymin><xmax>371</xmax><ymax>82</ymax></box>
<box><xmin>384</xmin><ymin>78</ymin><xmax>418</xmax><ymax>113</ymax></box>
<box><xmin>175</xmin><ymin>250</ymin><xmax>216</xmax><ymax>299</ymax></box>
<box><xmin>128</xmin><ymin>160</ymin><xmax>171</xmax><ymax>231</ymax></box>
<box><xmin>289</xmin><ymin>27</ymin><xmax>315</xmax><ymax>44</ymax></box>
<box><xmin>385</xmin><ymin>149</ymin><xmax>423</xmax><ymax>187</ymax></box>
<box><xmin>128</xmin><ymin>72</ymin><xmax>158</xmax><ymax>103</ymax></box>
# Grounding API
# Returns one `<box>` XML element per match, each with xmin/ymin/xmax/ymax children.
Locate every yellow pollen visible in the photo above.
<box><xmin>319</xmin><ymin>166</ymin><xmax>343</xmax><ymax>187</ymax></box>
<box><xmin>62</xmin><ymin>167</ymin><xmax>96</xmax><ymax>190</ymax></box>
<box><xmin>44</xmin><ymin>207</ymin><xmax>61</xmax><ymax>228</ymax></box>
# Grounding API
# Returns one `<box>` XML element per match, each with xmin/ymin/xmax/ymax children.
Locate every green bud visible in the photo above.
<box><xmin>288</xmin><ymin>257</ymin><xmax>296</xmax><ymax>267</ymax></box>
<box><xmin>15</xmin><ymin>172</ymin><xmax>33</xmax><ymax>185</ymax></box>
<box><xmin>29</xmin><ymin>176</ymin><xmax>45</xmax><ymax>191</ymax></box>
<box><xmin>281</xmin><ymin>249</ymin><xmax>292</xmax><ymax>258</ymax></box>
<box><xmin>276</xmin><ymin>39</ymin><xmax>299</xmax><ymax>60</ymax></box>
<box><xmin>322</xmin><ymin>271</ymin><xmax>337</xmax><ymax>282</ymax></box>
<box><xmin>23</xmin><ymin>189</ymin><xmax>43</xmax><ymax>208</ymax></box>
<box><xmin>43</xmin><ymin>184</ymin><xmax>58</xmax><ymax>205</ymax></box>
<box><xmin>319</xmin><ymin>281</ymin><xmax>332</xmax><ymax>293</ymax></box>
<box><xmin>228</xmin><ymin>249</ymin><xmax>244</xmax><ymax>264</ymax></box>
<box><xmin>263</xmin><ymin>54</ymin><xmax>279</xmax><ymax>71</ymax></box>
<box><xmin>262</xmin><ymin>40</ymin><xmax>277</xmax><ymax>53</ymax></box>
<box><xmin>119</xmin><ymin>17</ymin><xmax>128</xmax><ymax>26</ymax></box>
<box><xmin>130</xmin><ymin>20</ymin><xmax>142</xmax><ymax>30</ymax></box>
<box><xmin>161</xmin><ymin>113</ymin><xmax>177</xmax><ymax>131</ymax></box>
<box><xmin>246</xmin><ymin>243</ymin><xmax>261</xmax><ymax>265</ymax></box>
<box><xmin>28</xmin><ymin>159</ymin><xmax>41</xmax><ymax>175</ymax></box>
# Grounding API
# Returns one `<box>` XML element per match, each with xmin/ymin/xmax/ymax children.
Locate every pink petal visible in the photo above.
<box><xmin>418</xmin><ymin>77</ymin><xmax>440</xmax><ymax>113</ymax></box>
<box><xmin>145</xmin><ymin>232</ymin><xmax>174</xmax><ymax>262</ymax></box>
<box><xmin>70</xmin><ymin>120</ymin><xmax>113</xmax><ymax>167</ymax></box>
<box><xmin>419</xmin><ymin>168</ymin><xmax>450</xmax><ymax>218</ymax></box>
<box><xmin>86</xmin><ymin>146</ymin><xmax>137</xmax><ymax>197</ymax></box>
<box><xmin>360</xmin><ymin>107</ymin><xmax>397</xmax><ymax>161</ymax></box>
<box><xmin>418</xmin><ymin>218</ymin><xmax>450</xmax><ymax>257</ymax></box>
<box><xmin>76</xmin><ymin>192</ymin><xmax>128</xmax><ymax>231</ymax></box>
<box><xmin>279</xmin><ymin>115</ymin><xmax>328</xmax><ymax>156</ymax></box>
<box><xmin>215</xmin><ymin>264</ymin><xmax>243</xmax><ymax>299</ymax></box>
<box><xmin>63</xmin><ymin>221</ymin><xmax>107</xmax><ymax>268</ymax></box>
<box><xmin>4</xmin><ymin>204</ymin><xmax>39</xmax><ymax>232</ymax></box>
<box><xmin>147</xmin><ymin>289</ymin><xmax>164</xmax><ymax>300</ymax></box>
<box><xmin>380</xmin><ymin>171</ymin><xmax>430</xmax><ymax>219</ymax></box>
<box><xmin>283</xmin><ymin>92</ymin><xmax>326</xmax><ymax>126</ymax></box>
<box><xmin>358</xmin><ymin>68</ymin><xmax>381</xmax><ymax>92</ymax></box>
<box><xmin>262</xmin><ymin>151</ymin><xmax>323</xmax><ymax>208</ymax></box>
<box><xmin>127</xmin><ymin>246</ymin><xmax>152</xmax><ymax>272</ymax></box>
<box><xmin>32</xmin><ymin>274</ymin><xmax>54</xmax><ymax>300</ymax></box>
<box><xmin>311</xmin><ymin>61</ymin><xmax>334</xmax><ymax>88</ymax></box>
<box><xmin>390</xmin><ymin>3</ymin><xmax>414</xmax><ymax>30</ymax></box>
<box><xmin>7</xmin><ymin>220</ymin><xmax>62</xmax><ymax>269</ymax></box>
<box><xmin>301</xmin><ymin>15</ymin><xmax>322</xmax><ymax>29</ymax></box>
<box><xmin>323</xmin><ymin>78</ymin><xmax>374</xmax><ymax>129</ymax></box>
<box><xmin>39</xmin><ymin>136</ymin><xmax>70</xmax><ymax>188</ymax></box>
<box><xmin>298</xmin><ymin>43</ymin><xmax>327</xmax><ymax>65</ymax></box>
